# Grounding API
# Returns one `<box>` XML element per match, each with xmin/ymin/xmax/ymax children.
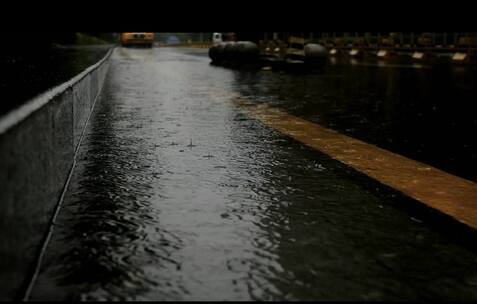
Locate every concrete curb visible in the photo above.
<box><xmin>0</xmin><ymin>47</ymin><xmax>115</xmax><ymax>300</ymax></box>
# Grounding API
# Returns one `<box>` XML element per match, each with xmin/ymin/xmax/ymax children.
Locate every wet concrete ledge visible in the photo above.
<box><xmin>0</xmin><ymin>47</ymin><xmax>114</xmax><ymax>300</ymax></box>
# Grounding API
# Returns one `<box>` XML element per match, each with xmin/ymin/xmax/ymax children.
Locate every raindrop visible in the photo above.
<box><xmin>316</xmin><ymin>164</ymin><xmax>326</xmax><ymax>171</ymax></box>
<box><xmin>466</xmin><ymin>277</ymin><xmax>477</xmax><ymax>287</ymax></box>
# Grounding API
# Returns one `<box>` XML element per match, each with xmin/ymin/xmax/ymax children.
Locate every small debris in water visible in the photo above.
<box><xmin>410</xmin><ymin>217</ymin><xmax>423</xmax><ymax>223</ymax></box>
<box><xmin>179</xmin><ymin>149</ymin><xmax>184</xmax><ymax>152</ymax></box>
<box><xmin>221</xmin><ymin>213</ymin><xmax>230</xmax><ymax>218</ymax></box>
<box><xmin>262</xmin><ymin>66</ymin><xmax>272</xmax><ymax>71</ymax></box>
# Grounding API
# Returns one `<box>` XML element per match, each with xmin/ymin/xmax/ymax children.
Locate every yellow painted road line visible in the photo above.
<box><xmin>235</xmin><ymin>98</ymin><xmax>477</xmax><ymax>230</ymax></box>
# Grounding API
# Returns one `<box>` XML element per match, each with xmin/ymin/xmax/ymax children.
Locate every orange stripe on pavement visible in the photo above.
<box><xmin>236</xmin><ymin>98</ymin><xmax>477</xmax><ymax>230</ymax></box>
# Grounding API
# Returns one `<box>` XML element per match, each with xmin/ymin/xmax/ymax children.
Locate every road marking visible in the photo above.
<box><xmin>235</xmin><ymin>98</ymin><xmax>477</xmax><ymax>230</ymax></box>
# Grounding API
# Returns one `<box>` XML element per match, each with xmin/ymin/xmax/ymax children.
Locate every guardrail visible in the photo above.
<box><xmin>0</xmin><ymin>47</ymin><xmax>114</xmax><ymax>301</ymax></box>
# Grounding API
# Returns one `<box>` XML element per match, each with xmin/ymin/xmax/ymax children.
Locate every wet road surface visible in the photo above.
<box><xmin>248</xmin><ymin>56</ymin><xmax>477</xmax><ymax>183</ymax></box>
<box><xmin>30</xmin><ymin>47</ymin><xmax>477</xmax><ymax>300</ymax></box>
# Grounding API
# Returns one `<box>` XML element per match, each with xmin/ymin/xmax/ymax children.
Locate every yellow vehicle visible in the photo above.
<box><xmin>120</xmin><ymin>32</ymin><xmax>155</xmax><ymax>47</ymax></box>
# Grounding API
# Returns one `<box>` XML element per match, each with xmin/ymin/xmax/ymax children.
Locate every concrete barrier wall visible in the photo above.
<box><xmin>0</xmin><ymin>48</ymin><xmax>113</xmax><ymax>300</ymax></box>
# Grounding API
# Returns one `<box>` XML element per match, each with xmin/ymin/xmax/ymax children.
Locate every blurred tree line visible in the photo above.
<box><xmin>1</xmin><ymin>32</ymin><xmax>117</xmax><ymax>54</ymax></box>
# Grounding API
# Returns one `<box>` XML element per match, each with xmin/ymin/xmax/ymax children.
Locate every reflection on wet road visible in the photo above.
<box><xmin>238</xmin><ymin>57</ymin><xmax>477</xmax><ymax>183</ymax></box>
<box><xmin>30</xmin><ymin>47</ymin><xmax>477</xmax><ymax>300</ymax></box>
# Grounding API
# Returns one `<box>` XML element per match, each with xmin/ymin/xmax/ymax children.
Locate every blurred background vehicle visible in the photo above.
<box><xmin>120</xmin><ymin>32</ymin><xmax>154</xmax><ymax>47</ymax></box>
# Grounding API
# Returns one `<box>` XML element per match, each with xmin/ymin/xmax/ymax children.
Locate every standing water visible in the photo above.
<box><xmin>30</xmin><ymin>47</ymin><xmax>477</xmax><ymax>301</ymax></box>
